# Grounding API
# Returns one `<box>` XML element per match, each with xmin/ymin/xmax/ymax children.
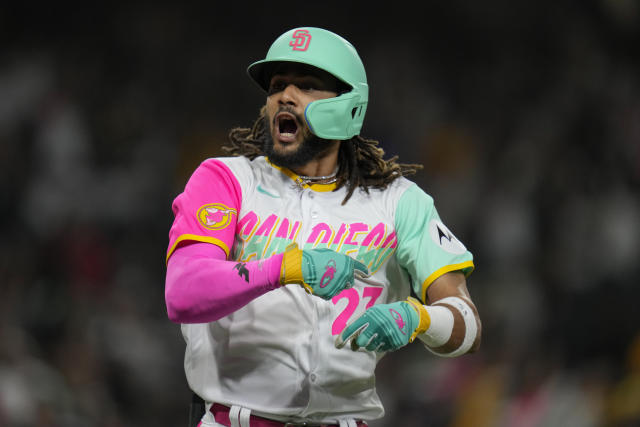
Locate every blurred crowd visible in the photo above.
<box><xmin>1</xmin><ymin>1</ymin><xmax>639</xmax><ymax>426</ymax></box>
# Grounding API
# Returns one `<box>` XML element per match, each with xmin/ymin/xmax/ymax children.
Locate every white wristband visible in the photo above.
<box><xmin>434</xmin><ymin>296</ymin><xmax>478</xmax><ymax>357</ymax></box>
<box><xmin>418</xmin><ymin>296</ymin><xmax>477</xmax><ymax>357</ymax></box>
<box><xmin>418</xmin><ymin>305</ymin><xmax>454</xmax><ymax>348</ymax></box>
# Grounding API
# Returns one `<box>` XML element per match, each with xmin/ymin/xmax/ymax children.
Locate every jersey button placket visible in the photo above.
<box><xmin>302</xmin><ymin>190</ymin><xmax>318</xmax><ymax>225</ymax></box>
<box><xmin>308</xmin><ymin>192</ymin><xmax>317</xmax><ymax>219</ymax></box>
<box><xmin>304</xmin><ymin>189</ymin><xmax>323</xmax><ymax>395</ymax></box>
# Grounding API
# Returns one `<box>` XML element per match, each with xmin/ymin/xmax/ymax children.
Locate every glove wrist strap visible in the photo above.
<box><xmin>406</xmin><ymin>297</ymin><xmax>431</xmax><ymax>342</ymax></box>
<box><xmin>280</xmin><ymin>245</ymin><xmax>312</xmax><ymax>293</ymax></box>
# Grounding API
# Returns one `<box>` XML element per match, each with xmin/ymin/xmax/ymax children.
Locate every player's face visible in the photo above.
<box><xmin>263</xmin><ymin>65</ymin><xmax>339</xmax><ymax>168</ymax></box>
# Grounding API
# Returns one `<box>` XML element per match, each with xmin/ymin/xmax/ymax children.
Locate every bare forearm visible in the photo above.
<box><xmin>419</xmin><ymin>295</ymin><xmax>481</xmax><ymax>355</ymax></box>
<box><xmin>418</xmin><ymin>272</ymin><xmax>482</xmax><ymax>356</ymax></box>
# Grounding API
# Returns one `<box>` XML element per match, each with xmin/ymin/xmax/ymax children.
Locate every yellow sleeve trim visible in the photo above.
<box><xmin>420</xmin><ymin>260</ymin><xmax>475</xmax><ymax>302</ymax></box>
<box><xmin>166</xmin><ymin>234</ymin><xmax>231</xmax><ymax>264</ymax></box>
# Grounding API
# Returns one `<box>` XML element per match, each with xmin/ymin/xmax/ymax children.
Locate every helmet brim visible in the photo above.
<box><xmin>247</xmin><ymin>59</ymin><xmax>351</xmax><ymax>94</ymax></box>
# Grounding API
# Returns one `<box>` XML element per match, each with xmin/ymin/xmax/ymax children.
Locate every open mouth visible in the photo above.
<box><xmin>275</xmin><ymin>112</ymin><xmax>299</xmax><ymax>143</ymax></box>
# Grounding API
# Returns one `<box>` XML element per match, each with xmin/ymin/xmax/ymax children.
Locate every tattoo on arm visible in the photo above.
<box><xmin>233</xmin><ymin>262</ymin><xmax>250</xmax><ymax>282</ymax></box>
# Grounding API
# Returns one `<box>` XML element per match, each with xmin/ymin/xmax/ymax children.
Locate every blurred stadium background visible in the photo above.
<box><xmin>1</xmin><ymin>1</ymin><xmax>639</xmax><ymax>426</ymax></box>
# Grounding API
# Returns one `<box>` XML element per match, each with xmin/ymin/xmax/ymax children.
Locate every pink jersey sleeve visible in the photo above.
<box><xmin>166</xmin><ymin>159</ymin><xmax>242</xmax><ymax>262</ymax></box>
<box><xmin>165</xmin><ymin>242</ymin><xmax>284</xmax><ymax>323</ymax></box>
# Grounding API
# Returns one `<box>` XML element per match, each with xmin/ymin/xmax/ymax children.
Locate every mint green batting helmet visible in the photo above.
<box><xmin>247</xmin><ymin>27</ymin><xmax>368</xmax><ymax>140</ymax></box>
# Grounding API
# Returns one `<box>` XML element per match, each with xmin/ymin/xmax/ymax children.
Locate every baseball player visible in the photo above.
<box><xmin>165</xmin><ymin>27</ymin><xmax>481</xmax><ymax>427</ymax></box>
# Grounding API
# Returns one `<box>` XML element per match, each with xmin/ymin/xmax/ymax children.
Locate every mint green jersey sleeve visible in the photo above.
<box><xmin>394</xmin><ymin>184</ymin><xmax>474</xmax><ymax>302</ymax></box>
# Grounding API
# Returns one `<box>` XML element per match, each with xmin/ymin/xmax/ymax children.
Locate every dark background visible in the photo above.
<box><xmin>1</xmin><ymin>1</ymin><xmax>639</xmax><ymax>426</ymax></box>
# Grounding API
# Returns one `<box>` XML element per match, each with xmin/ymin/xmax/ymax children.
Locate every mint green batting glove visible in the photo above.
<box><xmin>335</xmin><ymin>297</ymin><xmax>431</xmax><ymax>352</ymax></box>
<box><xmin>280</xmin><ymin>244</ymin><xmax>369</xmax><ymax>299</ymax></box>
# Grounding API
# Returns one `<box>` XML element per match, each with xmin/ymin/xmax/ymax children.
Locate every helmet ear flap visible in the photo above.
<box><xmin>304</xmin><ymin>93</ymin><xmax>367</xmax><ymax>140</ymax></box>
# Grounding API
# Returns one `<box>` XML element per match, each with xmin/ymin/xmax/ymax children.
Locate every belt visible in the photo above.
<box><xmin>210</xmin><ymin>403</ymin><xmax>367</xmax><ymax>427</ymax></box>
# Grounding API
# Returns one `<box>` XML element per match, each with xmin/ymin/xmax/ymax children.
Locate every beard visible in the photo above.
<box><xmin>260</xmin><ymin>109</ymin><xmax>334</xmax><ymax>170</ymax></box>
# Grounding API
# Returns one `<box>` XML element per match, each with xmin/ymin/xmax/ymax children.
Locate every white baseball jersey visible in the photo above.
<box><xmin>167</xmin><ymin>155</ymin><xmax>474</xmax><ymax>423</ymax></box>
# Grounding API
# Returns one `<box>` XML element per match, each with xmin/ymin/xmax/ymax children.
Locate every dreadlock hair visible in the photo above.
<box><xmin>224</xmin><ymin>106</ymin><xmax>423</xmax><ymax>204</ymax></box>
